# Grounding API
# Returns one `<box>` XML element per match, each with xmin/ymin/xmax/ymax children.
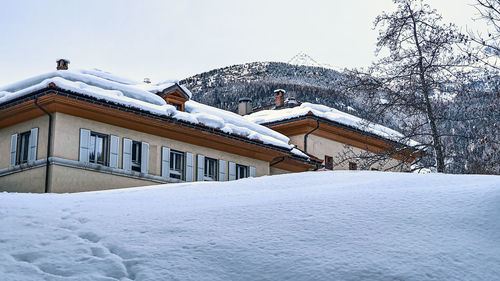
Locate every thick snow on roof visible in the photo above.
<box><xmin>246</xmin><ymin>102</ymin><xmax>419</xmax><ymax>146</ymax></box>
<box><xmin>1</xmin><ymin>171</ymin><xmax>499</xmax><ymax>280</ymax></box>
<box><xmin>0</xmin><ymin>69</ymin><xmax>299</xmax><ymax>153</ymax></box>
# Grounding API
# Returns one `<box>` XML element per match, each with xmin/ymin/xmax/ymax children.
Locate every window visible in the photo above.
<box><xmin>349</xmin><ymin>162</ymin><xmax>357</xmax><ymax>170</ymax></box>
<box><xmin>170</xmin><ymin>150</ymin><xmax>184</xmax><ymax>179</ymax></box>
<box><xmin>89</xmin><ymin>132</ymin><xmax>108</xmax><ymax>165</ymax></box>
<box><xmin>131</xmin><ymin>141</ymin><xmax>142</xmax><ymax>172</ymax></box>
<box><xmin>371</xmin><ymin>168</ymin><xmax>378</xmax><ymax>171</ymax></box>
<box><xmin>324</xmin><ymin>155</ymin><xmax>333</xmax><ymax>170</ymax></box>
<box><xmin>17</xmin><ymin>131</ymin><xmax>31</xmax><ymax>165</ymax></box>
<box><xmin>236</xmin><ymin>164</ymin><xmax>248</xmax><ymax>179</ymax></box>
<box><xmin>204</xmin><ymin>157</ymin><xmax>218</xmax><ymax>181</ymax></box>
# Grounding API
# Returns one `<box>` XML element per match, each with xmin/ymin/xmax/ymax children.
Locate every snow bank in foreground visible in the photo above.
<box><xmin>1</xmin><ymin>171</ymin><xmax>499</xmax><ymax>281</ymax></box>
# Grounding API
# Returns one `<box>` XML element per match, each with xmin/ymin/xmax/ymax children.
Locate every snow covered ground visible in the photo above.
<box><xmin>0</xmin><ymin>171</ymin><xmax>499</xmax><ymax>281</ymax></box>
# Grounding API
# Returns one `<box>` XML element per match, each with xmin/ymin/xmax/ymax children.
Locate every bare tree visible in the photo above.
<box><xmin>341</xmin><ymin>0</ymin><xmax>472</xmax><ymax>173</ymax></box>
<box><xmin>465</xmin><ymin>0</ymin><xmax>500</xmax><ymax>69</ymax></box>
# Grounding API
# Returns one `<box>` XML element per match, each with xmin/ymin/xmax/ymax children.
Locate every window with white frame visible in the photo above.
<box><xmin>89</xmin><ymin>132</ymin><xmax>108</xmax><ymax>165</ymax></box>
<box><xmin>204</xmin><ymin>157</ymin><xmax>218</xmax><ymax>181</ymax></box>
<box><xmin>131</xmin><ymin>141</ymin><xmax>142</xmax><ymax>172</ymax></box>
<box><xmin>123</xmin><ymin>138</ymin><xmax>148</xmax><ymax>174</ymax></box>
<box><xmin>79</xmin><ymin>129</ymin><xmax>119</xmax><ymax>168</ymax></box>
<box><xmin>10</xmin><ymin>128</ymin><xmax>38</xmax><ymax>167</ymax></box>
<box><xmin>236</xmin><ymin>164</ymin><xmax>248</xmax><ymax>179</ymax></box>
<box><xmin>170</xmin><ymin>150</ymin><xmax>184</xmax><ymax>179</ymax></box>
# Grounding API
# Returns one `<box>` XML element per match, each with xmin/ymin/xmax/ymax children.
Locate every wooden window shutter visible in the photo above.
<box><xmin>27</xmin><ymin>128</ymin><xmax>38</xmax><ymax>163</ymax></box>
<box><xmin>79</xmin><ymin>129</ymin><xmax>91</xmax><ymax>163</ymax></box>
<box><xmin>122</xmin><ymin>138</ymin><xmax>132</xmax><ymax>171</ymax></box>
<box><xmin>249</xmin><ymin>166</ymin><xmax>256</xmax><ymax>177</ymax></box>
<box><xmin>161</xmin><ymin>147</ymin><xmax>171</xmax><ymax>178</ymax></box>
<box><xmin>228</xmin><ymin>161</ymin><xmax>236</xmax><ymax>181</ymax></box>
<box><xmin>197</xmin><ymin>154</ymin><xmax>205</xmax><ymax>181</ymax></box>
<box><xmin>109</xmin><ymin>135</ymin><xmax>119</xmax><ymax>168</ymax></box>
<box><xmin>218</xmin><ymin>160</ymin><xmax>226</xmax><ymax>181</ymax></box>
<box><xmin>185</xmin><ymin>152</ymin><xmax>194</xmax><ymax>182</ymax></box>
<box><xmin>141</xmin><ymin>142</ymin><xmax>149</xmax><ymax>174</ymax></box>
<box><xmin>10</xmin><ymin>134</ymin><xmax>17</xmax><ymax>166</ymax></box>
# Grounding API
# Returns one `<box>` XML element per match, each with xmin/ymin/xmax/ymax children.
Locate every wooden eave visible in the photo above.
<box><xmin>266</xmin><ymin>117</ymin><xmax>419</xmax><ymax>163</ymax></box>
<box><xmin>0</xmin><ymin>90</ymin><xmax>302</xmax><ymax>164</ymax></box>
<box><xmin>272</xmin><ymin>156</ymin><xmax>319</xmax><ymax>172</ymax></box>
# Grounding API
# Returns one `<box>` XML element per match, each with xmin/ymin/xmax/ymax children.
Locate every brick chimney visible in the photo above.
<box><xmin>238</xmin><ymin>97</ymin><xmax>253</xmax><ymax>115</ymax></box>
<box><xmin>274</xmin><ymin>89</ymin><xmax>285</xmax><ymax>108</ymax></box>
<box><xmin>56</xmin><ymin>59</ymin><xmax>70</xmax><ymax>70</ymax></box>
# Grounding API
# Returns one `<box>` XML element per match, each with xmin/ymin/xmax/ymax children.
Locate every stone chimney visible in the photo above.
<box><xmin>56</xmin><ymin>59</ymin><xmax>70</xmax><ymax>70</ymax></box>
<box><xmin>274</xmin><ymin>89</ymin><xmax>285</xmax><ymax>108</ymax></box>
<box><xmin>238</xmin><ymin>97</ymin><xmax>253</xmax><ymax>115</ymax></box>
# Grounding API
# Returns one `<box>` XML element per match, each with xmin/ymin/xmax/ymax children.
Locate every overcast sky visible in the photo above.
<box><xmin>0</xmin><ymin>0</ymin><xmax>488</xmax><ymax>85</ymax></box>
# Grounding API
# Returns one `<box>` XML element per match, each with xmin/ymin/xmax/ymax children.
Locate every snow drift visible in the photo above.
<box><xmin>0</xmin><ymin>171</ymin><xmax>499</xmax><ymax>280</ymax></box>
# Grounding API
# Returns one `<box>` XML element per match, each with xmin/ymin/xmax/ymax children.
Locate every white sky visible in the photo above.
<box><xmin>0</xmin><ymin>0</ymin><xmax>488</xmax><ymax>86</ymax></box>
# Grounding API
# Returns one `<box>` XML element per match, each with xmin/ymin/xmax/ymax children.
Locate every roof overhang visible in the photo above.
<box><xmin>262</xmin><ymin>116</ymin><xmax>420</xmax><ymax>163</ymax></box>
<box><xmin>0</xmin><ymin>88</ymin><xmax>304</xmax><ymax>164</ymax></box>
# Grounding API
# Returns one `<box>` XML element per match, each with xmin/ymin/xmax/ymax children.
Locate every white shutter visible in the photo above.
<box><xmin>249</xmin><ymin>166</ymin><xmax>256</xmax><ymax>177</ymax></box>
<box><xmin>28</xmin><ymin>128</ymin><xmax>38</xmax><ymax>163</ymax></box>
<box><xmin>109</xmin><ymin>135</ymin><xmax>119</xmax><ymax>168</ymax></box>
<box><xmin>185</xmin><ymin>152</ymin><xmax>194</xmax><ymax>182</ymax></box>
<box><xmin>10</xmin><ymin>134</ymin><xmax>17</xmax><ymax>167</ymax></box>
<box><xmin>161</xmin><ymin>147</ymin><xmax>171</xmax><ymax>178</ymax></box>
<box><xmin>122</xmin><ymin>138</ymin><xmax>132</xmax><ymax>171</ymax></box>
<box><xmin>228</xmin><ymin>161</ymin><xmax>236</xmax><ymax>181</ymax></box>
<box><xmin>197</xmin><ymin>154</ymin><xmax>205</xmax><ymax>181</ymax></box>
<box><xmin>141</xmin><ymin>142</ymin><xmax>149</xmax><ymax>174</ymax></box>
<box><xmin>218</xmin><ymin>160</ymin><xmax>226</xmax><ymax>181</ymax></box>
<box><xmin>79</xmin><ymin>129</ymin><xmax>91</xmax><ymax>163</ymax></box>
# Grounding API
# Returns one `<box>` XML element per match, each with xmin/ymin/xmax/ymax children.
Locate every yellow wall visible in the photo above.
<box><xmin>1</xmin><ymin>112</ymin><xmax>274</xmax><ymax>193</ymax></box>
<box><xmin>0</xmin><ymin>166</ymin><xmax>46</xmax><ymax>193</ymax></box>
<box><xmin>0</xmin><ymin>115</ymin><xmax>49</xmax><ymax>169</ymax></box>
<box><xmin>290</xmin><ymin>133</ymin><xmax>408</xmax><ymax>171</ymax></box>
<box><xmin>53</xmin><ymin>113</ymin><xmax>270</xmax><ymax>179</ymax></box>
<box><xmin>49</xmin><ymin>165</ymin><xmax>158</xmax><ymax>193</ymax></box>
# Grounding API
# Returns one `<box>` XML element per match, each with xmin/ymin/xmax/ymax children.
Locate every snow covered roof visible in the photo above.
<box><xmin>245</xmin><ymin>102</ymin><xmax>419</xmax><ymax>147</ymax></box>
<box><xmin>0</xmin><ymin>68</ymin><xmax>308</xmax><ymax>157</ymax></box>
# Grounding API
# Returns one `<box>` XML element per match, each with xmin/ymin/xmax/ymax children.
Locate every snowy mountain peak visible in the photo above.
<box><xmin>287</xmin><ymin>51</ymin><xmax>322</xmax><ymax>68</ymax></box>
<box><xmin>287</xmin><ymin>52</ymin><xmax>343</xmax><ymax>72</ymax></box>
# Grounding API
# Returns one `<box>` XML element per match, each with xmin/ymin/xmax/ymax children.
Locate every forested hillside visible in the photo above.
<box><xmin>179</xmin><ymin>61</ymin><xmax>498</xmax><ymax>174</ymax></box>
<box><xmin>179</xmin><ymin>62</ymin><xmax>368</xmax><ymax>117</ymax></box>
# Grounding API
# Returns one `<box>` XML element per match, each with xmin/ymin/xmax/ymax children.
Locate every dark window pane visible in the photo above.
<box><xmin>325</xmin><ymin>156</ymin><xmax>333</xmax><ymax>170</ymax></box>
<box><xmin>236</xmin><ymin>164</ymin><xmax>247</xmax><ymax>179</ymax></box>
<box><xmin>132</xmin><ymin>141</ymin><xmax>141</xmax><ymax>172</ymax></box>
<box><xmin>204</xmin><ymin>158</ymin><xmax>217</xmax><ymax>180</ymax></box>
<box><xmin>18</xmin><ymin>131</ymin><xmax>30</xmax><ymax>164</ymax></box>
<box><xmin>349</xmin><ymin>162</ymin><xmax>357</xmax><ymax>170</ymax></box>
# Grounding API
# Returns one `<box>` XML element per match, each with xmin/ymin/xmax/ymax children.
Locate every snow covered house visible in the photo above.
<box><xmin>244</xmin><ymin>90</ymin><xmax>419</xmax><ymax>171</ymax></box>
<box><xmin>0</xmin><ymin>60</ymin><xmax>319</xmax><ymax>193</ymax></box>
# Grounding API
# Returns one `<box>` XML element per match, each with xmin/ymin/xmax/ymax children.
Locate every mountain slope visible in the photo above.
<box><xmin>179</xmin><ymin>61</ymin><xmax>366</xmax><ymax>116</ymax></box>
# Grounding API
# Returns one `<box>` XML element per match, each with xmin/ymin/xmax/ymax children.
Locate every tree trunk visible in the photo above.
<box><xmin>408</xmin><ymin>3</ymin><xmax>446</xmax><ymax>172</ymax></box>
